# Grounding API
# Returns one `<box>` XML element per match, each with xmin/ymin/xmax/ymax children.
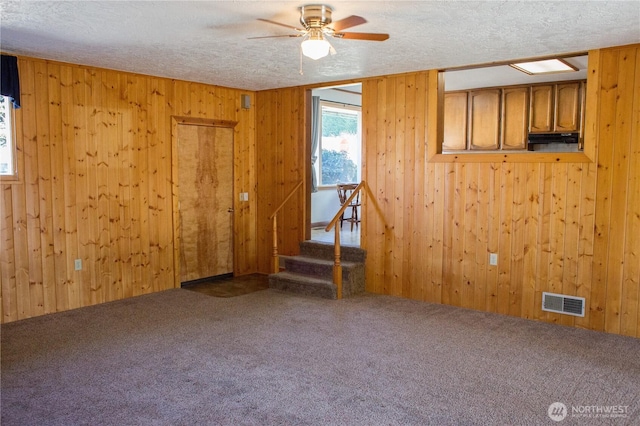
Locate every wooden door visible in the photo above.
<box><xmin>554</xmin><ymin>82</ymin><xmax>581</xmax><ymax>132</ymax></box>
<box><xmin>529</xmin><ymin>85</ymin><xmax>554</xmax><ymax>132</ymax></box>
<box><xmin>177</xmin><ymin>124</ymin><xmax>234</xmax><ymax>282</ymax></box>
<box><xmin>468</xmin><ymin>89</ymin><xmax>500</xmax><ymax>150</ymax></box>
<box><xmin>443</xmin><ymin>92</ymin><xmax>468</xmax><ymax>150</ymax></box>
<box><xmin>501</xmin><ymin>87</ymin><xmax>529</xmax><ymax>150</ymax></box>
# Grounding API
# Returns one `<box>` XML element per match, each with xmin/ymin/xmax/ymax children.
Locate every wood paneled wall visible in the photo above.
<box><xmin>255</xmin><ymin>44</ymin><xmax>639</xmax><ymax>338</ymax></box>
<box><xmin>255</xmin><ymin>88</ymin><xmax>308</xmax><ymax>272</ymax></box>
<box><xmin>0</xmin><ymin>57</ymin><xmax>257</xmax><ymax>323</ymax></box>
<box><xmin>361</xmin><ymin>44</ymin><xmax>639</xmax><ymax>338</ymax></box>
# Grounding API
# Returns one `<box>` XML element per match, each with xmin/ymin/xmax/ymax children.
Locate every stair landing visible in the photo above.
<box><xmin>310</xmin><ymin>226</ymin><xmax>360</xmax><ymax>247</ymax></box>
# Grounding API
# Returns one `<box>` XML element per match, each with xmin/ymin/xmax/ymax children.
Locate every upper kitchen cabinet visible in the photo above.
<box><xmin>554</xmin><ymin>82</ymin><xmax>582</xmax><ymax>132</ymax></box>
<box><xmin>441</xmin><ymin>80</ymin><xmax>585</xmax><ymax>153</ymax></box>
<box><xmin>529</xmin><ymin>81</ymin><xmax>584</xmax><ymax>133</ymax></box>
<box><xmin>501</xmin><ymin>87</ymin><xmax>529</xmax><ymax>150</ymax></box>
<box><xmin>443</xmin><ymin>92</ymin><xmax>468</xmax><ymax>150</ymax></box>
<box><xmin>529</xmin><ymin>85</ymin><xmax>554</xmax><ymax>132</ymax></box>
<box><xmin>468</xmin><ymin>89</ymin><xmax>501</xmax><ymax>150</ymax></box>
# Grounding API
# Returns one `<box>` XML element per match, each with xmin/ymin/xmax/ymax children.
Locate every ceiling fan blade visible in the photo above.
<box><xmin>248</xmin><ymin>34</ymin><xmax>302</xmax><ymax>39</ymax></box>
<box><xmin>330</xmin><ymin>15</ymin><xmax>367</xmax><ymax>32</ymax></box>
<box><xmin>335</xmin><ymin>32</ymin><xmax>390</xmax><ymax>41</ymax></box>
<box><xmin>257</xmin><ymin>18</ymin><xmax>304</xmax><ymax>32</ymax></box>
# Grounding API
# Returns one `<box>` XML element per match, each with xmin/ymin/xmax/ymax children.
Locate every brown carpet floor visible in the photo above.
<box><xmin>2</xmin><ymin>287</ymin><xmax>639</xmax><ymax>425</ymax></box>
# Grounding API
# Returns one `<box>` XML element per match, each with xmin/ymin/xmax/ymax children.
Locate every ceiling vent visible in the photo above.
<box><xmin>542</xmin><ymin>292</ymin><xmax>585</xmax><ymax>317</ymax></box>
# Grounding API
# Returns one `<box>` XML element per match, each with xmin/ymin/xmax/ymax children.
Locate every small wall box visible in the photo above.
<box><xmin>241</xmin><ymin>94</ymin><xmax>251</xmax><ymax>109</ymax></box>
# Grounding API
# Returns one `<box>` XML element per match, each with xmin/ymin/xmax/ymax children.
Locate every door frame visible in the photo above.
<box><xmin>305</xmin><ymin>84</ymin><xmax>364</xmax><ymax>244</ymax></box>
<box><xmin>171</xmin><ymin>116</ymin><xmax>238</xmax><ymax>288</ymax></box>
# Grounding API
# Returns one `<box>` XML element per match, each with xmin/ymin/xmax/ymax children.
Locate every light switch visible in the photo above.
<box><xmin>489</xmin><ymin>253</ymin><xmax>498</xmax><ymax>266</ymax></box>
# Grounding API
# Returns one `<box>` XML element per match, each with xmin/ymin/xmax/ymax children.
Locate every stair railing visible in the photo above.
<box><xmin>268</xmin><ymin>180</ymin><xmax>304</xmax><ymax>274</ymax></box>
<box><xmin>325</xmin><ymin>180</ymin><xmax>366</xmax><ymax>299</ymax></box>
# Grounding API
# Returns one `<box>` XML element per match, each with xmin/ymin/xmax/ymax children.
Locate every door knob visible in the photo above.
<box><xmin>228</xmin><ymin>208</ymin><xmax>234</xmax><ymax>213</ymax></box>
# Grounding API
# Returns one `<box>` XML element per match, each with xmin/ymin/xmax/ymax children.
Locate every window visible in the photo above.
<box><xmin>315</xmin><ymin>102</ymin><xmax>362</xmax><ymax>186</ymax></box>
<box><xmin>0</xmin><ymin>95</ymin><xmax>16</xmax><ymax>177</ymax></box>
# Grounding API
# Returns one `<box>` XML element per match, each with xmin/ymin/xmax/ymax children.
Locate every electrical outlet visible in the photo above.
<box><xmin>74</xmin><ymin>259</ymin><xmax>82</xmax><ymax>271</ymax></box>
<box><xmin>489</xmin><ymin>253</ymin><xmax>498</xmax><ymax>266</ymax></box>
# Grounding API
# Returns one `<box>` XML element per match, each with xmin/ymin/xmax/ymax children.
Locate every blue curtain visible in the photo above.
<box><xmin>310</xmin><ymin>96</ymin><xmax>321</xmax><ymax>192</ymax></box>
<box><xmin>1</xmin><ymin>55</ymin><xmax>20</xmax><ymax>108</ymax></box>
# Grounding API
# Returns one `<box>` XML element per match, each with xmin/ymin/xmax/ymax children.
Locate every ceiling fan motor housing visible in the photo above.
<box><xmin>300</xmin><ymin>4</ymin><xmax>333</xmax><ymax>28</ymax></box>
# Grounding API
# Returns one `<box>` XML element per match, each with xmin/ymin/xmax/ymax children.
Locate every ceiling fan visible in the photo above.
<box><xmin>250</xmin><ymin>4</ymin><xmax>390</xmax><ymax>60</ymax></box>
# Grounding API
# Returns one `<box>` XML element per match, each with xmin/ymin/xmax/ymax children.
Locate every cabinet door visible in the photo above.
<box><xmin>554</xmin><ymin>82</ymin><xmax>581</xmax><ymax>132</ymax></box>
<box><xmin>529</xmin><ymin>85</ymin><xmax>554</xmax><ymax>133</ymax></box>
<box><xmin>468</xmin><ymin>89</ymin><xmax>500</xmax><ymax>150</ymax></box>
<box><xmin>501</xmin><ymin>87</ymin><xmax>529</xmax><ymax>150</ymax></box>
<box><xmin>443</xmin><ymin>92</ymin><xmax>468</xmax><ymax>150</ymax></box>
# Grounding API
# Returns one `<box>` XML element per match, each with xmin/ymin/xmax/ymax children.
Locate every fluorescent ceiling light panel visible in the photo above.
<box><xmin>510</xmin><ymin>59</ymin><xmax>578</xmax><ymax>75</ymax></box>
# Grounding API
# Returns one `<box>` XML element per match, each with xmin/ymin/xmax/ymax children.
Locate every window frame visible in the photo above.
<box><xmin>0</xmin><ymin>95</ymin><xmax>20</xmax><ymax>182</ymax></box>
<box><xmin>427</xmin><ymin>50</ymin><xmax>598</xmax><ymax>164</ymax></box>
<box><xmin>315</xmin><ymin>100</ymin><xmax>363</xmax><ymax>188</ymax></box>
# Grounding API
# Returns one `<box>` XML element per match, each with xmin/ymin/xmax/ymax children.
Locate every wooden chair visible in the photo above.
<box><xmin>336</xmin><ymin>183</ymin><xmax>361</xmax><ymax>231</ymax></box>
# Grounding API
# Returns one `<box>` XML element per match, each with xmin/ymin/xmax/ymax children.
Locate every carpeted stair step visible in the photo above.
<box><xmin>269</xmin><ymin>241</ymin><xmax>366</xmax><ymax>300</ymax></box>
<box><xmin>283</xmin><ymin>256</ymin><xmax>358</xmax><ymax>281</ymax></box>
<box><xmin>270</xmin><ymin>255</ymin><xmax>365</xmax><ymax>298</ymax></box>
<box><xmin>299</xmin><ymin>241</ymin><xmax>366</xmax><ymax>263</ymax></box>
<box><xmin>268</xmin><ymin>272</ymin><xmax>337</xmax><ymax>299</ymax></box>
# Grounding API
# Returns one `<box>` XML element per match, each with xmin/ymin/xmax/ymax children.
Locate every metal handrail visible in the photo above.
<box><xmin>269</xmin><ymin>181</ymin><xmax>304</xmax><ymax>273</ymax></box>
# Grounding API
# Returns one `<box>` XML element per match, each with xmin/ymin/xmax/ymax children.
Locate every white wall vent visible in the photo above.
<box><xmin>542</xmin><ymin>292</ymin><xmax>585</xmax><ymax>317</ymax></box>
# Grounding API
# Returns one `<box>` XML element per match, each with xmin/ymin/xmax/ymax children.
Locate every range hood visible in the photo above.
<box><xmin>528</xmin><ymin>132</ymin><xmax>580</xmax><ymax>144</ymax></box>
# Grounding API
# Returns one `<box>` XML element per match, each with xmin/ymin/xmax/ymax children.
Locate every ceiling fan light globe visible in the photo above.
<box><xmin>301</xmin><ymin>38</ymin><xmax>331</xmax><ymax>60</ymax></box>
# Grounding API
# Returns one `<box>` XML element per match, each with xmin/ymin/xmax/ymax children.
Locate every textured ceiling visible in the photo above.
<box><xmin>0</xmin><ymin>1</ymin><xmax>638</xmax><ymax>91</ymax></box>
